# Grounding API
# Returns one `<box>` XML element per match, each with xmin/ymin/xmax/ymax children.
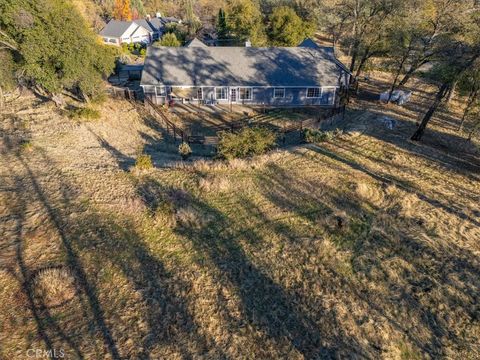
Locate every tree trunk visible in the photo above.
<box><xmin>458</xmin><ymin>88</ymin><xmax>478</xmax><ymax>131</ymax></box>
<box><xmin>445</xmin><ymin>79</ymin><xmax>458</xmax><ymax>104</ymax></box>
<box><xmin>387</xmin><ymin>53</ymin><xmax>409</xmax><ymax>102</ymax></box>
<box><xmin>349</xmin><ymin>42</ymin><xmax>359</xmax><ymax>74</ymax></box>
<box><xmin>354</xmin><ymin>49</ymin><xmax>370</xmax><ymax>80</ymax></box>
<box><xmin>398</xmin><ymin>59</ymin><xmax>429</xmax><ymax>87</ymax></box>
<box><xmin>411</xmin><ymin>83</ymin><xmax>449</xmax><ymax>141</ymax></box>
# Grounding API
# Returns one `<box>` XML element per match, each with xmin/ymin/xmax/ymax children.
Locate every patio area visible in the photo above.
<box><xmin>166</xmin><ymin>102</ymin><xmax>323</xmax><ymax>136</ymax></box>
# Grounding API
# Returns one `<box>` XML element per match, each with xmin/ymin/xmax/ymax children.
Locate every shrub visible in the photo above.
<box><xmin>33</xmin><ymin>267</ymin><xmax>76</xmax><ymax>307</ymax></box>
<box><xmin>20</xmin><ymin>140</ymin><xmax>33</xmax><ymax>152</ymax></box>
<box><xmin>154</xmin><ymin>33</ymin><xmax>181</xmax><ymax>47</ymax></box>
<box><xmin>217</xmin><ymin>127</ymin><xmax>277</xmax><ymax>160</ymax></box>
<box><xmin>304</xmin><ymin>128</ymin><xmax>342</xmax><ymax>143</ymax></box>
<box><xmin>135</xmin><ymin>154</ymin><xmax>153</xmax><ymax>170</ymax></box>
<box><xmin>178</xmin><ymin>142</ymin><xmax>192</xmax><ymax>160</ymax></box>
<box><xmin>68</xmin><ymin>107</ymin><xmax>101</xmax><ymax>121</ymax></box>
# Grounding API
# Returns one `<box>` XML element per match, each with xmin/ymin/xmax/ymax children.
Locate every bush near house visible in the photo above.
<box><xmin>153</xmin><ymin>32</ymin><xmax>181</xmax><ymax>47</ymax></box>
<box><xmin>217</xmin><ymin>127</ymin><xmax>277</xmax><ymax>159</ymax></box>
<box><xmin>121</xmin><ymin>42</ymin><xmax>147</xmax><ymax>56</ymax></box>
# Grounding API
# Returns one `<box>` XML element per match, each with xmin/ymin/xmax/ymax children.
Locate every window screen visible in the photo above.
<box><xmin>239</xmin><ymin>87</ymin><xmax>252</xmax><ymax>100</ymax></box>
<box><xmin>306</xmin><ymin>88</ymin><xmax>321</xmax><ymax>98</ymax></box>
<box><xmin>273</xmin><ymin>88</ymin><xmax>285</xmax><ymax>98</ymax></box>
<box><xmin>215</xmin><ymin>87</ymin><xmax>228</xmax><ymax>100</ymax></box>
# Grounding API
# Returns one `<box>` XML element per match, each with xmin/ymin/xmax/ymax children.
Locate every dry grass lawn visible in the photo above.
<box><xmin>1</xmin><ymin>78</ymin><xmax>479</xmax><ymax>359</ymax></box>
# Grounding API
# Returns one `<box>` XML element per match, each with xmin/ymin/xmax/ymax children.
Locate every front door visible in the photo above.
<box><xmin>230</xmin><ymin>88</ymin><xmax>237</xmax><ymax>103</ymax></box>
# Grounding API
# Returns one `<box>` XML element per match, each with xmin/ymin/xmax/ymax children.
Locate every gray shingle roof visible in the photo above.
<box><xmin>298</xmin><ymin>38</ymin><xmax>320</xmax><ymax>48</ymax></box>
<box><xmin>141</xmin><ymin>42</ymin><xmax>347</xmax><ymax>87</ymax></box>
<box><xmin>99</xmin><ymin>20</ymin><xmax>133</xmax><ymax>38</ymax></box>
<box><xmin>185</xmin><ymin>38</ymin><xmax>208</xmax><ymax>47</ymax></box>
<box><xmin>134</xmin><ymin>18</ymin><xmax>163</xmax><ymax>33</ymax></box>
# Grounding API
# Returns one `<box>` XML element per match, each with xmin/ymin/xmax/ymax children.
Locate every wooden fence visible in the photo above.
<box><xmin>110</xmin><ymin>86</ymin><xmax>346</xmax><ymax>147</ymax></box>
<box><xmin>144</xmin><ymin>97</ymin><xmax>187</xmax><ymax>143</ymax></box>
<box><xmin>107</xmin><ymin>86</ymin><xmax>142</xmax><ymax>102</ymax></box>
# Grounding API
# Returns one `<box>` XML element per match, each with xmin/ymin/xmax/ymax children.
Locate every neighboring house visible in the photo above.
<box><xmin>100</xmin><ymin>17</ymin><xmax>180</xmax><ymax>46</ymax></box>
<box><xmin>140</xmin><ymin>38</ymin><xmax>351</xmax><ymax>107</ymax></box>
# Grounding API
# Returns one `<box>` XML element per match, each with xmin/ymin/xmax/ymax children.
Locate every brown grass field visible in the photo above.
<box><xmin>1</xmin><ymin>75</ymin><xmax>479</xmax><ymax>359</ymax></box>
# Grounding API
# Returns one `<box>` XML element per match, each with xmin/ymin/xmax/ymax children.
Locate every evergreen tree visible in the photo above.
<box><xmin>154</xmin><ymin>32</ymin><xmax>181</xmax><ymax>46</ymax></box>
<box><xmin>216</xmin><ymin>8</ymin><xmax>228</xmax><ymax>40</ymax></box>
<box><xmin>268</xmin><ymin>6</ymin><xmax>314</xmax><ymax>46</ymax></box>
<box><xmin>227</xmin><ymin>0</ymin><xmax>267</xmax><ymax>45</ymax></box>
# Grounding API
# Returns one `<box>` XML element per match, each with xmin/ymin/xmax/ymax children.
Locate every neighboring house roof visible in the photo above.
<box><xmin>134</xmin><ymin>18</ymin><xmax>163</xmax><ymax>33</ymax></box>
<box><xmin>185</xmin><ymin>38</ymin><xmax>208</xmax><ymax>47</ymax></box>
<box><xmin>99</xmin><ymin>20</ymin><xmax>134</xmax><ymax>38</ymax></box>
<box><xmin>161</xmin><ymin>17</ymin><xmax>180</xmax><ymax>24</ymax></box>
<box><xmin>141</xmin><ymin>41</ymin><xmax>348</xmax><ymax>87</ymax></box>
<box><xmin>298</xmin><ymin>38</ymin><xmax>320</xmax><ymax>48</ymax></box>
<box><xmin>100</xmin><ymin>17</ymin><xmax>181</xmax><ymax>38</ymax></box>
<box><xmin>131</xmin><ymin>24</ymin><xmax>151</xmax><ymax>37</ymax></box>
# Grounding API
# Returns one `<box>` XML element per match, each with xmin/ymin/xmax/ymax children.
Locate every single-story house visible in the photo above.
<box><xmin>100</xmin><ymin>16</ymin><xmax>180</xmax><ymax>46</ymax></box>
<box><xmin>140</xmin><ymin>38</ymin><xmax>351</xmax><ymax>107</ymax></box>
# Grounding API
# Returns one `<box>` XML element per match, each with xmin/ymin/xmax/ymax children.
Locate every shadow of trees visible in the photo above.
<box><xmin>0</xmin><ymin>135</ymin><xmax>217</xmax><ymax>358</ymax></box>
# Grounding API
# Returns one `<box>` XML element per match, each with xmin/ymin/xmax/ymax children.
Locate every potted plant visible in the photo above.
<box><xmin>178</xmin><ymin>142</ymin><xmax>192</xmax><ymax>160</ymax></box>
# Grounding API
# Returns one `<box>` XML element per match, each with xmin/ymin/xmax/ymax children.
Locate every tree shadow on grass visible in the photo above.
<box><xmin>1</xmin><ymin>135</ymin><xmax>218</xmax><ymax>358</ymax></box>
<box><xmin>260</xmin><ymin>153</ymin><xmax>480</xmax><ymax>357</ymax></box>
<box><xmin>137</xmin><ymin>174</ymin><xmax>375</xmax><ymax>358</ymax></box>
<box><xmin>306</xmin><ymin>144</ymin><xmax>480</xmax><ymax>229</ymax></box>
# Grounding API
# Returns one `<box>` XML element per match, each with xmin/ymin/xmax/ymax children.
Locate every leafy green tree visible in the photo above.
<box><xmin>164</xmin><ymin>22</ymin><xmax>189</xmax><ymax>44</ymax></box>
<box><xmin>268</xmin><ymin>6</ymin><xmax>314</xmax><ymax>46</ymax></box>
<box><xmin>411</xmin><ymin>1</ymin><xmax>480</xmax><ymax>140</ymax></box>
<box><xmin>325</xmin><ymin>0</ymin><xmax>400</xmax><ymax>78</ymax></box>
<box><xmin>217</xmin><ymin>127</ymin><xmax>277</xmax><ymax>159</ymax></box>
<box><xmin>0</xmin><ymin>0</ymin><xmax>116</xmax><ymax>105</ymax></box>
<box><xmin>216</xmin><ymin>8</ymin><xmax>229</xmax><ymax>40</ymax></box>
<box><xmin>227</xmin><ymin>0</ymin><xmax>267</xmax><ymax>46</ymax></box>
<box><xmin>155</xmin><ymin>32</ymin><xmax>181</xmax><ymax>46</ymax></box>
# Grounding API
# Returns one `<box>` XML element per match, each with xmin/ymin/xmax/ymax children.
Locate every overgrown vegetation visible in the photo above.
<box><xmin>1</xmin><ymin>92</ymin><xmax>479</xmax><ymax>358</ymax></box>
<box><xmin>121</xmin><ymin>42</ymin><xmax>147</xmax><ymax>56</ymax></box>
<box><xmin>217</xmin><ymin>127</ymin><xmax>277</xmax><ymax>159</ymax></box>
<box><xmin>154</xmin><ymin>32</ymin><xmax>181</xmax><ymax>47</ymax></box>
<box><xmin>304</xmin><ymin>128</ymin><xmax>342</xmax><ymax>143</ymax></box>
<box><xmin>134</xmin><ymin>153</ymin><xmax>153</xmax><ymax>170</ymax></box>
<box><xmin>178</xmin><ymin>142</ymin><xmax>192</xmax><ymax>160</ymax></box>
<box><xmin>0</xmin><ymin>0</ymin><xmax>116</xmax><ymax>105</ymax></box>
<box><xmin>68</xmin><ymin>107</ymin><xmax>101</xmax><ymax>121</ymax></box>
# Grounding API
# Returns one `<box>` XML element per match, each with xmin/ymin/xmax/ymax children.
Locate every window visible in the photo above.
<box><xmin>273</xmin><ymin>88</ymin><xmax>285</xmax><ymax>98</ymax></box>
<box><xmin>193</xmin><ymin>87</ymin><xmax>203</xmax><ymax>100</ymax></box>
<box><xmin>108</xmin><ymin>39</ymin><xmax>117</xmax><ymax>43</ymax></box>
<box><xmin>306</xmin><ymin>87</ymin><xmax>321</xmax><ymax>98</ymax></box>
<box><xmin>239</xmin><ymin>87</ymin><xmax>252</xmax><ymax>100</ymax></box>
<box><xmin>155</xmin><ymin>86</ymin><xmax>166</xmax><ymax>96</ymax></box>
<box><xmin>320</xmin><ymin>87</ymin><xmax>335</xmax><ymax>105</ymax></box>
<box><xmin>215</xmin><ymin>87</ymin><xmax>228</xmax><ymax>100</ymax></box>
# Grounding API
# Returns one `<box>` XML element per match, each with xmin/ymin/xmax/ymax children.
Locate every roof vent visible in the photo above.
<box><xmin>156</xmin><ymin>12</ymin><xmax>162</xmax><ymax>18</ymax></box>
<box><xmin>245</xmin><ymin>40</ymin><xmax>251</xmax><ymax>47</ymax></box>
